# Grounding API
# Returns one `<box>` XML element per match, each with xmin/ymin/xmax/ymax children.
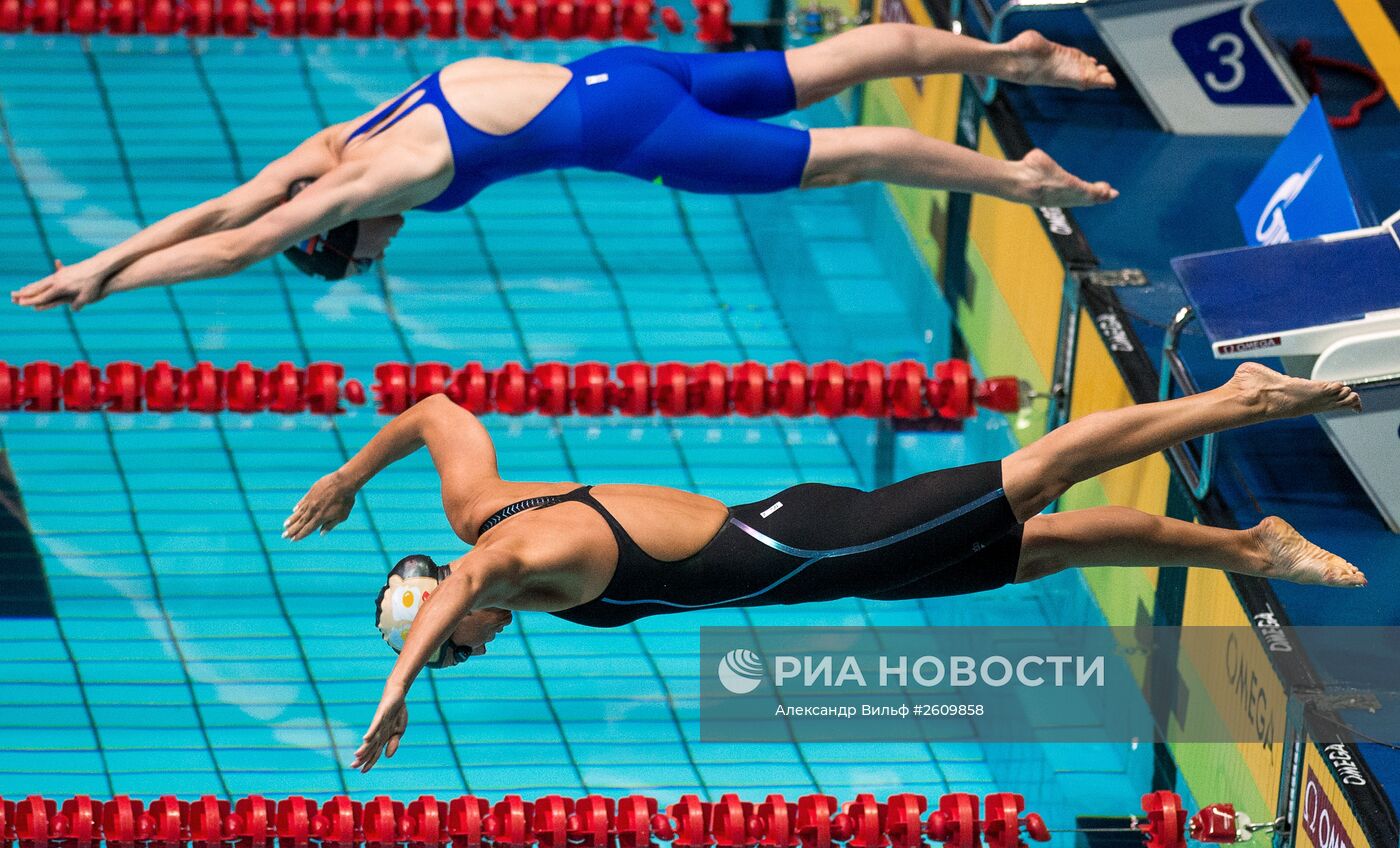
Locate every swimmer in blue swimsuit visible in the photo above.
<box><xmin>276</xmin><ymin>363</ymin><xmax>1364</xmax><ymax>771</ymax></box>
<box><xmin>13</xmin><ymin>25</ymin><xmax>1120</xmax><ymax>309</ymax></box>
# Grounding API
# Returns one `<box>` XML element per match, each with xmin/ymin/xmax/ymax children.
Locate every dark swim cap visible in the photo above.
<box><xmin>281</xmin><ymin>178</ymin><xmax>369</xmax><ymax>281</ymax></box>
<box><xmin>373</xmin><ymin>554</ymin><xmax>469</xmax><ymax>669</ymax></box>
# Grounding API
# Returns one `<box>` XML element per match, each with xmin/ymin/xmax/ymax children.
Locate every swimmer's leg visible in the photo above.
<box><xmin>621</xmin><ymin>99</ymin><xmax>812</xmax><ymax>194</ymax></box>
<box><xmin>1000</xmin><ymin>362</ymin><xmax>1362</xmax><ymax>522</ymax></box>
<box><xmin>802</xmin><ymin>127</ymin><xmax>1116</xmax><ymax>207</ymax></box>
<box><xmin>784</xmin><ymin>23</ymin><xmax>1114</xmax><ymax>107</ymax></box>
<box><xmin>1016</xmin><ymin>508</ymin><xmax>1366</xmax><ymax>588</ymax></box>
<box><xmin>786</xmin><ymin>24</ymin><xmax>1116</xmax><ymax>204</ymax></box>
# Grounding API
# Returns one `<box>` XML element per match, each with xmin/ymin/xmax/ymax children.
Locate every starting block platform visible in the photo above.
<box><xmin>1172</xmin><ymin>210</ymin><xmax>1400</xmax><ymax>359</ymax></box>
<box><xmin>1172</xmin><ymin>209</ymin><xmax>1400</xmax><ymax>531</ymax></box>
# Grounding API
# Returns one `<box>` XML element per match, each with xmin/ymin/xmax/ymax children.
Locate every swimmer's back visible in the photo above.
<box><xmin>466</xmin><ymin>482</ymin><xmax>728</xmax><ymax>613</ymax></box>
<box><xmin>474</xmin><ymin>482</ymin><xmax>727</xmax><ymax>558</ymax></box>
<box><xmin>335</xmin><ymin>57</ymin><xmax>571</xmax><ymax>152</ymax></box>
<box><xmin>436</xmin><ymin>58</ymin><xmax>573</xmax><ymax>136</ymax></box>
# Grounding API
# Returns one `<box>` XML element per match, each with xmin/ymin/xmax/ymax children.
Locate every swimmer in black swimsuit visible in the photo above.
<box><xmin>282</xmin><ymin>363</ymin><xmax>1365</xmax><ymax>772</ymax></box>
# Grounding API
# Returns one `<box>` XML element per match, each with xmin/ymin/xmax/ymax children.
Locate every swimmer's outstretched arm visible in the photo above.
<box><xmin>10</xmin><ymin>126</ymin><xmax>344</xmax><ymax>312</ymax></box>
<box><xmin>93</xmin><ymin>164</ymin><xmax>381</xmax><ymax>290</ymax></box>
<box><xmin>351</xmin><ymin>545</ymin><xmax>522</xmax><ymax>773</ymax></box>
<box><xmin>285</xmin><ymin>395</ymin><xmax>500</xmax><ymax>541</ymax></box>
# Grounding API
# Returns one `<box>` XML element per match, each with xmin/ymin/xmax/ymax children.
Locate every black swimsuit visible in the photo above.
<box><xmin>477</xmin><ymin>461</ymin><xmax>1025</xmax><ymax>629</ymax></box>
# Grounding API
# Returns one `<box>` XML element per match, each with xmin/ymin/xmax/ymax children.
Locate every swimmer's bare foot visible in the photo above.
<box><xmin>1001</xmin><ymin>30</ymin><xmax>1116</xmax><ymax>91</ymax></box>
<box><xmin>1013</xmin><ymin>149</ymin><xmax>1118</xmax><ymax>207</ymax></box>
<box><xmin>1249</xmin><ymin>516</ymin><xmax>1366</xmax><ymax>587</ymax></box>
<box><xmin>1227</xmin><ymin>362</ymin><xmax>1362</xmax><ymax>421</ymax></box>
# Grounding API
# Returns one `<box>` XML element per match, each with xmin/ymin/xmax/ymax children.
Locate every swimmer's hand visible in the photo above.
<box><xmin>11</xmin><ymin>259</ymin><xmax>113</xmax><ymax>312</ymax></box>
<box><xmin>352</xmin><ymin>683</ymin><xmax>408</xmax><ymax>773</ymax></box>
<box><xmin>284</xmin><ymin>471</ymin><xmax>357</xmax><ymax>540</ymax></box>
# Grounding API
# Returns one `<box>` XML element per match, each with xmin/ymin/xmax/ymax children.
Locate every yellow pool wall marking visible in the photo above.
<box><xmin>1332</xmin><ymin>0</ymin><xmax>1400</xmax><ymax>110</ymax></box>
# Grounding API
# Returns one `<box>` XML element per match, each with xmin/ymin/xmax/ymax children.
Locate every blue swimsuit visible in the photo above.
<box><xmin>347</xmin><ymin>46</ymin><xmax>812</xmax><ymax>211</ymax></box>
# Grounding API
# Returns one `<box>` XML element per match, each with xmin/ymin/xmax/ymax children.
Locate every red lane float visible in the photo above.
<box><xmin>430</xmin><ymin>0</ymin><xmax>462</xmax><ymax>35</ymax></box>
<box><xmin>691</xmin><ymin>0</ymin><xmax>727</xmax><ymax>42</ymax></box>
<box><xmin>0</xmin><ymin>359</ymin><xmax>1027</xmax><ymax>420</ymax></box>
<box><xmin>144</xmin><ymin>797</ymin><xmax>186</xmax><ymax>848</ymax></box>
<box><xmin>0</xmin><ymin>791</ymin><xmax>1239</xmax><ymax>848</ymax></box>
<box><xmin>1144</xmin><ymin>791</ymin><xmax>1188</xmax><ymax>848</ymax></box>
<box><xmin>0</xmin><ymin>0</ymin><xmax>717</xmax><ymax>39</ymax></box>
<box><xmin>461</xmin><ymin>0</ymin><xmax>494</xmax><ymax>35</ymax></box>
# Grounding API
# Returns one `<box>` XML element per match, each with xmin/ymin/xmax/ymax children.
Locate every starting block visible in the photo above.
<box><xmin>1172</xmin><ymin>92</ymin><xmax>1398</xmax><ymax>529</ymax></box>
<box><xmin>1171</xmin><ymin>209</ymin><xmax>1400</xmax><ymax>531</ymax></box>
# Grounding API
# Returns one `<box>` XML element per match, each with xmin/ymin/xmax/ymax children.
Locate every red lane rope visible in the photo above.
<box><xmin>0</xmin><ymin>790</ymin><xmax>1211</xmax><ymax>848</ymax></box>
<box><xmin>0</xmin><ymin>0</ymin><xmax>719</xmax><ymax>41</ymax></box>
<box><xmin>1291</xmin><ymin>38</ymin><xmax>1387</xmax><ymax>129</ymax></box>
<box><xmin>0</xmin><ymin>358</ymin><xmax>1025</xmax><ymax>419</ymax></box>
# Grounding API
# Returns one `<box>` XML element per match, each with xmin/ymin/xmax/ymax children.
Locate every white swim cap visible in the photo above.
<box><xmin>373</xmin><ymin>554</ymin><xmax>466</xmax><ymax>668</ymax></box>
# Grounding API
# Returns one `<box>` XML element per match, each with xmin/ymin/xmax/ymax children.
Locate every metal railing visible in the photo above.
<box><xmin>1158</xmin><ymin>306</ymin><xmax>1217</xmax><ymax>501</ymax></box>
<box><xmin>946</xmin><ymin>0</ymin><xmax>1094</xmax><ymax>102</ymax></box>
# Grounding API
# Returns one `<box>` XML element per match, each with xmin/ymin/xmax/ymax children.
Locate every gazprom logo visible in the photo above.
<box><xmin>1256</xmin><ymin>154</ymin><xmax>1322</xmax><ymax>245</ymax></box>
<box><xmin>717</xmin><ymin>649</ymin><xmax>765</xmax><ymax>694</ymax></box>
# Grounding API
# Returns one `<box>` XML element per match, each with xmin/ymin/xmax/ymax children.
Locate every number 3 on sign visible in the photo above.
<box><xmin>1170</xmin><ymin>6</ymin><xmax>1294</xmax><ymax>106</ymax></box>
<box><xmin>1205</xmin><ymin>31</ymin><xmax>1246</xmax><ymax>93</ymax></box>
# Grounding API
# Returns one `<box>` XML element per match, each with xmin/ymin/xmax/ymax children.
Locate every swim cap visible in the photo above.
<box><xmin>280</xmin><ymin>178</ymin><xmax>370</xmax><ymax>281</ymax></box>
<box><xmin>373</xmin><ymin>554</ymin><xmax>469</xmax><ymax>669</ymax></box>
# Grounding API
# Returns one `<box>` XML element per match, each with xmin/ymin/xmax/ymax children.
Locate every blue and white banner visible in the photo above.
<box><xmin>1235</xmin><ymin>97</ymin><xmax>1360</xmax><ymax>246</ymax></box>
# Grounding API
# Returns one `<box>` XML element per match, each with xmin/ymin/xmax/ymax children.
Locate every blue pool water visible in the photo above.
<box><xmin>0</xmin><ymin>34</ymin><xmax>1147</xmax><ymax>818</ymax></box>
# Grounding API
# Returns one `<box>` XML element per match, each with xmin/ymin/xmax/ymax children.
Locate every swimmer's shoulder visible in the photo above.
<box><xmin>448</xmin><ymin>480</ymin><xmax>576</xmax><ymax>544</ymax></box>
<box><xmin>472</xmin><ymin>507</ymin><xmax>616</xmax><ymax>602</ymax></box>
